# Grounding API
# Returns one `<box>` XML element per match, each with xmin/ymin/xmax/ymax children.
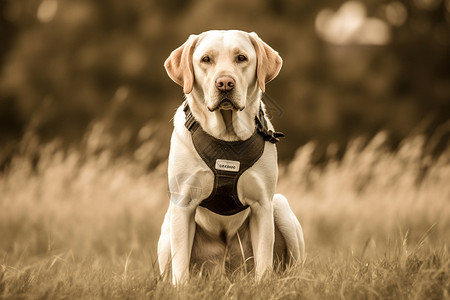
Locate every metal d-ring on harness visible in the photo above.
<box><xmin>183</xmin><ymin>101</ymin><xmax>284</xmax><ymax>216</ymax></box>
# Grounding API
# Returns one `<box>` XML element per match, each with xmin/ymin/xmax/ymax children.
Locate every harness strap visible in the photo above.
<box><xmin>183</xmin><ymin>102</ymin><xmax>284</xmax><ymax>143</ymax></box>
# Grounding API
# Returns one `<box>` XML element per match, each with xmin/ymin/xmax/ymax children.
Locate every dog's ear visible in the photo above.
<box><xmin>164</xmin><ymin>34</ymin><xmax>199</xmax><ymax>94</ymax></box>
<box><xmin>249</xmin><ymin>32</ymin><xmax>282</xmax><ymax>93</ymax></box>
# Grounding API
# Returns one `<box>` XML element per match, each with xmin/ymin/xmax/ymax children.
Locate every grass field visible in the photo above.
<box><xmin>1</xmin><ymin>123</ymin><xmax>449</xmax><ymax>299</ymax></box>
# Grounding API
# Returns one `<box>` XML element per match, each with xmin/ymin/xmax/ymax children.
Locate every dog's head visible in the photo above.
<box><xmin>164</xmin><ymin>30</ymin><xmax>282</xmax><ymax>112</ymax></box>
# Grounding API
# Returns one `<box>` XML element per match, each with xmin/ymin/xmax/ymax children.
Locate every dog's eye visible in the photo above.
<box><xmin>201</xmin><ymin>56</ymin><xmax>211</xmax><ymax>63</ymax></box>
<box><xmin>237</xmin><ymin>55</ymin><xmax>247</xmax><ymax>62</ymax></box>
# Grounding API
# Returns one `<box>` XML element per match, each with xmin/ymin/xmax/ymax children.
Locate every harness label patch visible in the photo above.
<box><xmin>215</xmin><ymin>159</ymin><xmax>240</xmax><ymax>172</ymax></box>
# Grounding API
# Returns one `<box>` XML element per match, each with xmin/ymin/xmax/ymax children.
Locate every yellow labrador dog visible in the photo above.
<box><xmin>158</xmin><ymin>30</ymin><xmax>305</xmax><ymax>284</ymax></box>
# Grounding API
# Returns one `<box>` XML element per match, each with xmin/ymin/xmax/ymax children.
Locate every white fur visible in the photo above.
<box><xmin>157</xmin><ymin>30</ymin><xmax>305</xmax><ymax>285</ymax></box>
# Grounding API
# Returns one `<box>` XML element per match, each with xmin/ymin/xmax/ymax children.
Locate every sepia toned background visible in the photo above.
<box><xmin>0</xmin><ymin>0</ymin><xmax>449</xmax><ymax>298</ymax></box>
<box><xmin>1</xmin><ymin>0</ymin><xmax>449</xmax><ymax>161</ymax></box>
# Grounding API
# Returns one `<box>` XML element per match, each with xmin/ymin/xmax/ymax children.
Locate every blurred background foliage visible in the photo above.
<box><xmin>0</xmin><ymin>0</ymin><xmax>449</xmax><ymax>163</ymax></box>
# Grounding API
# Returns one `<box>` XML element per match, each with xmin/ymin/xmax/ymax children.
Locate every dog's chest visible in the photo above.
<box><xmin>194</xmin><ymin>206</ymin><xmax>250</xmax><ymax>239</ymax></box>
<box><xmin>169</xmin><ymin>103</ymin><xmax>279</xmax><ymax>211</ymax></box>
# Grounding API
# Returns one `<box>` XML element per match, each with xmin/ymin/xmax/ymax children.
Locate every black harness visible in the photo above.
<box><xmin>184</xmin><ymin>102</ymin><xmax>284</xmax><ymax>216</ymax></box>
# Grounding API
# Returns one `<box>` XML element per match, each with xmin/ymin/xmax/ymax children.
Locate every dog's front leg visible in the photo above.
<box><xmin>169</xmin><ymin>202</ymin><xmax>196</xmax><ymax>285</ymax></box>
<box><xmin>249</xmin><ymin>200</ymin><xmax>274</xmax><ymax>280</ymax></box>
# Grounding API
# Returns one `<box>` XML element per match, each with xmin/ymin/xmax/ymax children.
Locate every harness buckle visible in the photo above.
<box><xmin>255</xmin><ymin>113</ymin><xmax>285</xmax><ymax>144</ymax></box>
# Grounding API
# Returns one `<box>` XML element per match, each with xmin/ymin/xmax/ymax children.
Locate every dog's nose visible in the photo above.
<box><xmin>215</xmin><ymin>76</ymin><xmax>235</xmax><ymax>92</ymax></box>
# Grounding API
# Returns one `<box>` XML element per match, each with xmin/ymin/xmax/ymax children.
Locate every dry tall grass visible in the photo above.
<box><xmin>1</xmin><ymin>121</ymin><xmax>449</xmax><ymax>299</ymax></box>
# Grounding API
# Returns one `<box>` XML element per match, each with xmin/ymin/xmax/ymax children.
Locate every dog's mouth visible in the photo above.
<box><xmin>218</xmin><ymin>99</ymin><xmax>235</xmax><ymax>110</ymax></box>
<box><xmin>208</xmin><ymin>98</ymin><xmax>244</xmax><ymax>112</ymax></box>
